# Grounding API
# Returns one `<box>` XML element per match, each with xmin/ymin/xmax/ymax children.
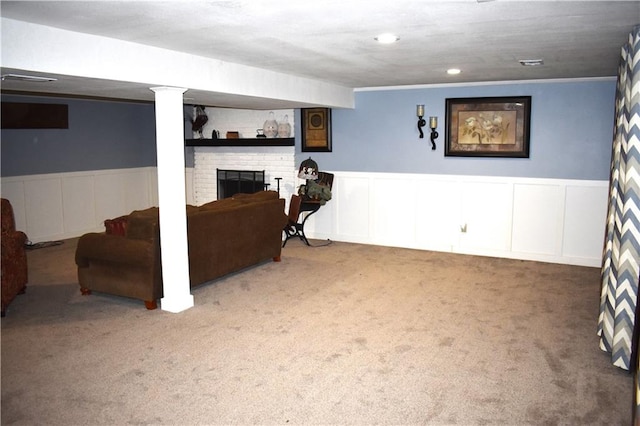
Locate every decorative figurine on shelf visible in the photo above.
<box><xmin>191</xmin><ymin>105</ymin><xmax>208</xmax><ymax>139</ymax></box>
<box><xmin>256</xmin><ymin>129</ymin><xmax>266</xmax><ymax>138</ymax></box>
<box><xmin>277</xmin><ymin>114</ymin><xmax>291</xmax><ymax>138</ymax></box>
<box><xmin>263</xmin><ymin>111</ymin><xmax>278</xmax><ymax>138</ymax></box>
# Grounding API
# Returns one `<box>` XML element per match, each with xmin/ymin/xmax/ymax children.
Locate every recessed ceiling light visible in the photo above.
<box><xmin>447</xmin><ymin>68</ymin><xmax>462</xmax><ymax>75</ymax></box>
<box><xmin>374</xmin><ymin>33</ymin><xmax>400</xmax><ymax>44</ymax></box>
<box><xmin>1</xmin><ymin>73</ymin><xmax>57</xmax><ymax>82</ymax></box>
<box><xmin>519</xmin><ymin>59</ymin><xmax>544</xmax><ymax>66</ymax></box>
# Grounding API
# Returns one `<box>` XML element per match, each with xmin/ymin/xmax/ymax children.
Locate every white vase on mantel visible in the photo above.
<box><xmin>263</xmin><ymin>111</ymin><xmax>278</xmax><ymax>138</ymax></box>
<box><xmin>277</xmin><ymin>114</ymin><xmax>291</xmax><ymax>138</ymax></box>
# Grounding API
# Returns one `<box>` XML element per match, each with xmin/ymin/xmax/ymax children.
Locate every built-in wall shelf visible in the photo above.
<box><xmin>185</xmin><ymin>137</ymin><xmax>294</xmax><ymax>147</ymax></box>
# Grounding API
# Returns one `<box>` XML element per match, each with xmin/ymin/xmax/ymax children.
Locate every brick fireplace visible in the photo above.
<box><xmin>217</xmin><ymin>169</ymin><xmax>265</xmax><ymax>199</ymax></box>
<box><xmin>193</xmin><ymin>145</ymin><xmax>296</xmax><ymax>205</ymax></box>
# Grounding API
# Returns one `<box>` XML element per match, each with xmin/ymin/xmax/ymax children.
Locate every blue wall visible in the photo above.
<box><xmin>1</xmin><ymin>94</ymin><xmax>158</xmax><ymax>177</ymax></box>
<box><xmin>3</xmin><ymin>79</ymin><xmax>616</xmax><ymax>181</ymax></box>
<box><xmin>303</xmin><ymin>79</ymin><xmax>616</xmax><ymax>180</ymax></box>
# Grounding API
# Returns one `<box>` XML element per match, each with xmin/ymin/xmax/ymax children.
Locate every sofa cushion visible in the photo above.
<box><xmin>232</xmin><ymin>190</ymin><xmax>278</xmax><ymax>204</ymax></box>
<box><xmin>198</xmin><ymin>198</ymin><xmax>243</xmax><ymax>211</ymax></box>
<box><xmin>127</xmin><ymin>208</ymin><xmax>159</xmax><ymax>241</ymax></box>
<box><xmin>104</xmin><ymin>215</ymin><xmax>128</xmax><ymax>236</ymax></box>
<box><xmin>129</xmin><ymin>207</ymin><xmax>159</xmax><ymax>218</ymax></box>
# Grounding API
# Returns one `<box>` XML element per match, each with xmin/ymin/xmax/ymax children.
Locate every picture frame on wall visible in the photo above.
<box><xmin>444</xmin><ymin>96</ymin><xmax>531</xmax><ymax>158</ymax></box>
<box><xmin>301</xmin><ymin>108</ymin><xmax>332</xmax><ymax>152</ymax></box>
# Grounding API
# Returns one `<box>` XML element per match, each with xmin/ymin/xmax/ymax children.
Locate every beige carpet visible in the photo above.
<box><xmin>1</xmin><ymin>237</ymin><xmax>632</xmax><ymax>425</ymax></box>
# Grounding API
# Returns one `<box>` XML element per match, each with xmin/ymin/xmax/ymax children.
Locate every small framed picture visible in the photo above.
<box><xmin>445</xmin><ymin>96</ymin><xmax>531</xmax><ymax>158</ymax></box>
<box><xmin>302</xmin><ymin>108</ymin><xmax>332</xmax><ymax>152</ymax></box>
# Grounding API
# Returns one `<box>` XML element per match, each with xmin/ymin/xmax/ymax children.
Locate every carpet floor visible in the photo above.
<box><xmin>1</xmin><ymin>237</ymin><xmax>633</xmax><ymax>425</ymax></box>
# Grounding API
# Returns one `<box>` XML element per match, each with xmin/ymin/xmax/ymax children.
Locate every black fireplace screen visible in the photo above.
<box><xmin>217</xmin><ymin>169</ymin><xmax>265</xmax><ymax>199</ymax></box>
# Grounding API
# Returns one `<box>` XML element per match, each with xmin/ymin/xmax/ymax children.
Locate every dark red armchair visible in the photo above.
<box><xmin>1</xmin><ymin>198</ymin><xmax>28</xmax><ymax>316</ymax></box>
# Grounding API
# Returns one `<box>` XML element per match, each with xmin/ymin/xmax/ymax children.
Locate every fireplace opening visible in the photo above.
<box><xmin>217</xmin><ymin>169</ymin><xmax>265</xmax><ymax>199</ymax></box>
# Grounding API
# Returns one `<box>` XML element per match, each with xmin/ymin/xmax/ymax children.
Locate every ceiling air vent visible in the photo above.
<box><xmin>1</xmin><ymin>73</ymin><xmax>57</xmax><ymax>82</ymax></box>
<box><xmin>519</xmin><ymin>59</ymin><xmax>544</xmax><ymax>67</ymax></box>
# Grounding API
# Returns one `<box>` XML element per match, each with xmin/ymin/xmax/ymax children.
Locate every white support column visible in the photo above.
<box><xmin>150</xmin><ymin>87</ymin><xmax>194</xmax><ymax>313</ymax></box>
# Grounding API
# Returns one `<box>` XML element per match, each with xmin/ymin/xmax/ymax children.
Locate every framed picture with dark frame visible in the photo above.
<box><xmin>444</xmin><ymin>96</ymin><xmax>531</xmax><ymax>158</ymax></box>
<box><xmin>301</xmin><ymin>108</ymin><xmax>332</xmax><ymax>152</ymax></box>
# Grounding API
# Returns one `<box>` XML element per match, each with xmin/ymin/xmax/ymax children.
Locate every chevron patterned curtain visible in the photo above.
<box><xmin>598</xmin><ymin>24</ymin><xmax>640</xmax><ymax>372</ymax></box>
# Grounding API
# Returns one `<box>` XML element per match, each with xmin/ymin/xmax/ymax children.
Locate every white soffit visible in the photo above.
<box><xmin>0</xmin><ymin>18</ymin><xmax>354</xmax><ymax>109</ymax></box>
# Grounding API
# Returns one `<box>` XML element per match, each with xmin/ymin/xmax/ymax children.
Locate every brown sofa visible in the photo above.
<box><xmin>75</xmin><ymin>191</ymin><xmax>287</xmax><ymax>309</ymax></box>
<box><xmin>1</xmin><ymin>198</ymin><xmax>28</xmax><ymax>316</ymax></box>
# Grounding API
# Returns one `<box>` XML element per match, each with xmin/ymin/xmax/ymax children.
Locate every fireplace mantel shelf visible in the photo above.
<box><xmin>186</xmin><ymin>137</ymin><xmax>294</xmax><ymax>147</ymax></box>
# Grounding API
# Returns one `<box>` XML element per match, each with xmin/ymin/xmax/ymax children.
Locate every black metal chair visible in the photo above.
<box><xmin>282</xmin><ymin>172</ymin><xmax>334</xmax><ymax>247</ymax></box>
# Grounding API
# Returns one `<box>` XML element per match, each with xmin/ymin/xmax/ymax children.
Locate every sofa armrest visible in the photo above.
<box><xmin>1</xmin><ymin>230</ymin><xmax>27</xmax><ymax>252</ymax></box>
<box><xmin>75</xmin><ymin>233</ymin><xmax>156</xmax><ymax>268</ymax></box>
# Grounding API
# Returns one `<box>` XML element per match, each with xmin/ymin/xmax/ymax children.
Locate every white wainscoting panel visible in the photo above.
<box><xmin>332</xmin><ymin>175</ymin><xmax>370</xmax><ymax>242</ymax></box>
<box><xmin>93</xmin><ymin>169</ymin><xmax>156</xmax><ymax>225</ymax></box>
<box><xmin>370</xmin><ymin>176</ymin><xmax>418</xmax><ymax>247</ymax></box>
<box><xmin>2</xmin><ymin>168</ymin><xmax>608</xmax><ymax>266</ymax></box>
<box><xmin>2</xmin><ymin>167</ymin><xmax>160</xmax><ymax>243</ymax></box>
<box><xmin>24</xmin><ymin>177</ymin><xmax>64</xmax><ymax>241</ymax></box>
<box><xmin>304</xmin><ymin>172</ymin><xmax>608</xmax><ymax>267</ymax></box>
<box><xmin>457</xmin><ymin>181</ymin><xmax>513</xmax><ymax>255</ymax></box>
<box><xmin>62</xmin><ymin>176</ymin><xmax>97</xmax><ymax>234</ymax></box>
<box><xmin>123</xmin><ymin>169</ymin><xmax>154</xmax><ymax>213</ymax></box>
<box><xmin>511</xmin><ymin>183</ymin><xmax>563</xmax><ymax>256</ymax></box>
<box><xmin>94</xmin><ymin>173</ymin><xmax>127</xmax><ymax>225</ymax></box>
<box><xmin>562</xmin><ymin>183</ymin><xmax>608</xmax><ymax>262</ymax></box>
<box><xmin>414</xmin><ymin>178</ymin><xmax>461</xmax><ymax>252</ymax></box>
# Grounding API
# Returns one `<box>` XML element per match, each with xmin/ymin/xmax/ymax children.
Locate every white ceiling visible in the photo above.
<box><xmin>1</xmin><ymin>0</ymin><xmax>639</xmax><ymax>108</ymax></box>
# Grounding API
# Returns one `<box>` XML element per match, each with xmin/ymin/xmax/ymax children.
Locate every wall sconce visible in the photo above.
<box><xmin>416</xmin><ymin>105</ymin><xmax>438</xmax><ymax>150</ymax></box>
